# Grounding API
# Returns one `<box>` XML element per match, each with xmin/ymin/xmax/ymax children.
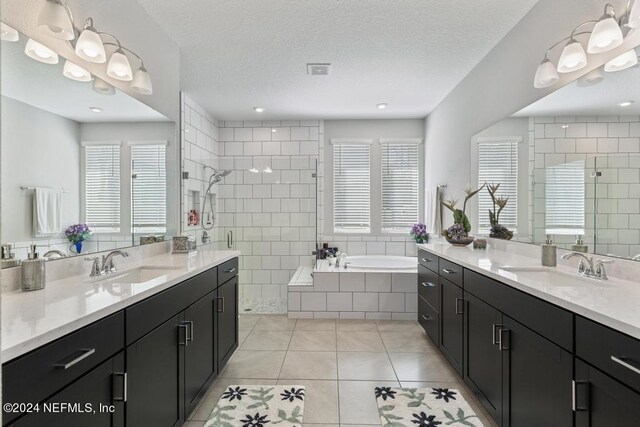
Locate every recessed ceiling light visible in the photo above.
<box><xmin>377</xmin><ymin>103</ymin><xmax>388</xmax><ymax>109</ymax></box>
<box><xmin>254</xmin><ymin>107</ymin><xmax>264</xmax><ymax>113</ymax></box>
<box><xmin>89</xmin><ymin>106</ymin><xmax>103</xmax><ymax>113</ymax></box>
<box><xmin>620</xmin><ymin>100</ymin><xmax>635</xmax><ymax>107</ymax></box>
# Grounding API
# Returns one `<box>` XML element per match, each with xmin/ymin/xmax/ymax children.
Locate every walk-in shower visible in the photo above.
<box><xmin>202</xmin><ymin>166</ymin><xmax>231</xmax><ymax>231</ymax></box>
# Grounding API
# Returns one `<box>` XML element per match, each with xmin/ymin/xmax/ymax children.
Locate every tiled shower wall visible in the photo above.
<box><xmin>529</xmin><ymin>115</ymin><xmax>640</xmax><ymax>256</ymax></box>
<box><xmin>180</xmin><ymin>93</ymin><xmax>221</xmax><ymax>246</ymax></box>
<box><xmin>215</xmin><ymin>120</ymin><xmax>321</xmax><ymax>311</ymax></box>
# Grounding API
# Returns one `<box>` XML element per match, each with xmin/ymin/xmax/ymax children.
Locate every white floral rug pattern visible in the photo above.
<box><xmin>205</xmin><ymin>385</ymin><xmax>305</xmax><ymax>427</ymax></box>
<box><xmin>374</xmin><ymin>386</ymin><xmax>484</xmax><ymax>427</ymax></box>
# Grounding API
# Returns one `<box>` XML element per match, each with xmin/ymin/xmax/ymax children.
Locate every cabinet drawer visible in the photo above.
<box><xmin>126</xmin><ymin>268</ymin><xmax>217</xmax><ymax>345</ymax></box>
<box><xmin>2</xmin><ymin>312</ymin><xmax>124</xmax><ymax>425</ymax></box>
<box><xmin>576</xmin><ymin>316</ymin><xmax>640</xmax><ymax>393</ymax></box>
<box><xmin>418</xmin><ymin>264</ymin><xmax>440</xmax><ymax>310</ymax></box>
<box><xmin>418</xmin><ymin>250</ymin><xmax>439</xmax><ymax>273</ymax></box>
<box><xmin>464</xmin><ymin>269</ymin><xmax>573</xmax><ymax>352</ymax></box>
<box><xmin>418</xmin><ymin>296</ymin><xmax>439</xmax><ymax>345</ymax></box>
<box><xmin>218</xmin><ymin>257</ymin><xmax>238</xmax><ymax>285</ymax></box>
<box><xmin>439</xmin><ymin>258</ymin><xmax>463</xmax><ymax>287</ymax></box>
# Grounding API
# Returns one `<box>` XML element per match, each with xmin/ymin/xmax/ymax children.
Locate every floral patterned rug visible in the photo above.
<box><xmin>374</xmin><ymin>387</ymin><xmax>484</xmax><ymax>427</ymax></box>
<box><xmin>205</xmin><ymin>385</ymin><xmax>305</xmax><ymax>427</ymax></box>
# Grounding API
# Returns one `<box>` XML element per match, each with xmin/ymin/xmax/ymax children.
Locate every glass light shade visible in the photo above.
<box><xmin>92</xmin><ymin>77</ymin><xmax>115</xmax><ymax>95</ymax></box>
<box><xmin>604</xmin><ymin>49</ymin><xmax>638</xmax><ymax>72</ymax></box>
<box><xmin>577</xmin><ymin>67</ymin><xmax>604</xmax><ymax>87</ymax></box>
<box><xmin>37</xmin><ymin>0</ymin><xmax>74</xmax><ymax>40</ymax></box>
<box><xmin>534</xmin><ymin>59</ymin><xmax>560</xmax><ymax>88</ymax></box>
<box><xmin>588</xmin><ymin>16</ymin><xmax>624</xmax><ymax>53</ymax></box>
<box><xmin>1</xmin><ymin>22</ymin><xmax>19</xmax><ymax>42</ymax></box>
<box><xmin>557</xmin><ymin>40</ymin><xmax>587</xmax><ymax>73</ymax></box>
<box><xmin>107</xmin><ymin>49</ymin><xmax>133</xmax><ymax>81</ymax></box>
<box><xmin>131</xmin><ymin>67</ymin><xmax>153</xmax><ymax>95</ymax></box>
<box><xmin>75</xmin><ymin>26</ymin><xmax>106</xmax><ymax>63</ymax></box>
<box><xmin>629</xmin><ymin>0</ymin><xmax>640</xmax><ymax>28</ymax></box>
<box><xmin>24</xmin><ymin>38</ymin><xmax>59</xmax><ymax>64</ymax></box>
<box><xmin>63</xmin><ymin>60</ymin><xmax>91</xmax><ymax>82</ymax></box>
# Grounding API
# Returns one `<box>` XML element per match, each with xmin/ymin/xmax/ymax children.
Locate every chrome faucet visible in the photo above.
<box><xmin>336</xmin><ymin>252</ymin><xmax>348</xmax><ymax>268</ymax></box>
<box><xmin>561</xmin><ymin>252</ymin><xmax>613</xmax><ymax>280</ymax></box>
<box><xmin>43</xmin><ymin>250</ymin><xmax>67</xmax><ymax>259</ymax></box>
<box><xmin>632</xmin><ymin>254</ymin><xmax>640</xmax><ymax>261</ymax></box>
<box><xmin>593</xmin><ymin>259</ymin><xmax>614</xmax><ymax>280</ymax></box>
<box><xmin>102</xmin><ymin>250</ymin><xmax>129</xmax><ymax>274</ymax></box>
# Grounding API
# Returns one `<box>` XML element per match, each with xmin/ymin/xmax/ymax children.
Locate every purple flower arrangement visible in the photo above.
<box><xmin>65</xmin><ymin>223</ymin><xmax>92</xmax><ymax>244</ymax></box>
<box><xmin>410</xmin><ymin>223</ymin><xmax>429</xmax><ymax>243</ymax></box>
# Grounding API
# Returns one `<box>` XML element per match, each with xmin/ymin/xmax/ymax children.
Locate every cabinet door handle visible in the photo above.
<box><xmin>217</xmin><ymin>297</ymin><xmax>225</xmax><ymax>313</ymax></box>
<box><xmin>112</xmin><ymin>372</ymin><xmax>127</xmax><ymax>402</ymax></box>
<box><xmin>178</xmin><ymin>323</ymin><xmax>189</xmax><ymax>346</ymax></box>
<box><xmin>611</xmin><ymin>355</ymin><xmax>640</xmax><ymax>375</ymax></box>
<box><xmin>492</xmin><ymin>324</ymin><xmax>502</xmax><ymax>346</ymax></box>
<box><xmin>225</xmin><ymin>267</ymin><xmax>236</xmax><ymax>274</ymax></box>
<box><xmin>421</xmin><ymin>282</ymin><xmax>435</xmax><ymax>288</ymax></box>
<box><xmin>498</xmin><ymin>328</ymin><xmax>510</xmax><ymax>351</ymax></box>
<box><xmin>442</xmin><ymin>268</ymin><xmax>456</xmax><ymax>274</ymax></box>
<box><xmin>421</xmin><ymin>314</ymin><xmax>433</xmax><ymax>321</ymax></box>
<box><xmin>421</xmin><ymin>257</ymin><xmax>433</xmax><ymax>263</ymax></box>
<box><xmin>455</xmin><ymin>298</ymin><xmax>464</xmax><ymax>315</ymax></box>
<box><xmin>572</xmin><ymin>380</ymin><xmax>589</xmax><ymax>412</ymax></box>
<box><xmin>54</xmin><ymin>348</ymin><xmax>96</xmax><ymax>370</ymax></box>
<box><xmin>186</xmin><ymin>320</ymin><xmax>194</xmax><ymax>342</ymax></box>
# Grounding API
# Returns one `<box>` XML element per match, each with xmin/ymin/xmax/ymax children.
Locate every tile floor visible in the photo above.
<box><xmin>184</xmin><ymin>315</ymin><xmax>497</xmax><ymax>427</ymax></box>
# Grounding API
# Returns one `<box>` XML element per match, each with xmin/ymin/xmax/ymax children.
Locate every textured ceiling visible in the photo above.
<box><xmin>1</xmin><ymin>31</ymin><xmax>169</xmax><ymax>123</ymax></box>
<box><xmin>516</xmin><ymin>64</ymin><xmax>640</xmax><ymax>117</ymax></box>
<box><xmin>137</xmin><ymin>0</ymin><xmax>538</xmax><ymax>120</ymax></box>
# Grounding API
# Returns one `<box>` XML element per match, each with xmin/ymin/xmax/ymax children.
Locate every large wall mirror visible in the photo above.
<box><xmin>471</xmin><ymin>49</ymin><xmax>640</xmax><ymax>262</ymax></box>
<box><xmin>1</xmin><ymin>30</ymin><xmax>176</xmax><ymax>266</ymax></box>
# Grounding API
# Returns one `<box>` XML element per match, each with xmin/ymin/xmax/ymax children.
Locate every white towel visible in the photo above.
<box><xmin>425</xmin><ymin>187</ymin><xmax>439</xmax><ymax>234</ymax></box>
<box><xmin>33</xmin><ymin>188</ymin><xmax>63</xmax><ymax>236</ymax></box>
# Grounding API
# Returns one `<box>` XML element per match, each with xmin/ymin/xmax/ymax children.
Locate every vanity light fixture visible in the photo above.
<box><xmin>254</xmin><ymin>107</ymin><xmax>265</xmax><ymax>113</ymax></box>
<box><xmin>1</xmin><ymin>22</ymin><xmax>19</xmax><ymax>42</ymax></box>
<box><xmin>24</xmin><ymin>38</ymin><xmax>59</xmax><ymax>64</ymax></box>
<box><xmin>37</xmin><ymin>0</ymin><xmax>75</xmax><ymax>41</ymax></box>
<box><xmin>377</xmin><ymin>103</ymin><xmax>388</xmax><ymax>109</ymax></box>
<box><xmin>534</xmin><ymin>59</ymin><xmax>560</xmax><ymax>88</ymax></box>
<box><xmin>557</xmin><ymin>38</ymin><xmax>588</xmax><ymax>73</ymax></box>
<box><xmin>629</xmin><ymin>0</ymin><xmax>640</xmax><ymax>28</ymax></box>
<box><xmin>106</xmin><ymin>48</ymin><xmax>133</xmax><ymax>81</ymax></box>
<box><xmin>588</xmin><ymin>4</ymin><xmax>624</xmax><ymax>53</ymax></box>
<box><xmin>131</xmin><ymin>66</ymin><xmax>153</xmax><ymax>95</ymax></box>
<box><xmin>88</xmin><ymin>106</ymin><xmax>103</xmax><ymax>113</ymax></box>
<box><xmin>604</xmin><ymin>48</ymin><xmax>638</xmax><ymax>72</ymax></box>
<box><xmin>63</xmin><ymin>59</ymin><xmax>91</xmax><ymax>81</ymax></box>
<box><xmin>249</xmin><ymin>167</ymin><xmax>260</xmax><ymax>173</ymax></box>
<box><xmin>577</xmin><ymin>66</ymin><xmax>605</xmax><ymax>86</ymax></box>
<box><xmin>92</xmin><ymin>77</ymin><xmax>116</xmax><ymax>95</ymax></box>
<box><xmin>75</xmin><ymin>18</ymin><xmax>106</xmax><ymax>63</ymax></box>
<box><xmin>619</xmin><ymin>100</ymin><xmax>635</xmax><ymax>107</ymax></box>
<box><xmin>263</xmin><ymin>167</ymin><xmax>273</xmax><ymax>174</ymax></box>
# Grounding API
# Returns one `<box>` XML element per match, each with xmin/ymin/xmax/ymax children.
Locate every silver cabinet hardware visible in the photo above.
<box><xmin>217</xmin><ymin>297</ymin><xmax>225</xmax><ymax>313</ymax></box>
<box><xmin>442</xmin><ymin>268</ymin><xmax>456</xmax><ymax>274</ymax></box>
<box><xmin>224</xmin><ymin>267</ymin><xmax>236</xmax><ymax>274</ymax></box>
<box><xmin>113</xmin><ymin>372</ymin><xmax>128</xmax><ymax>402</ymax></box>
<box><xmin>186</xmin><ymin>320</ymin><xmax>194</xmax><ymax>342</ymax></box>
<box><xmin>421</xmin><ymin>314</ymin><xmax>433</xmax><ymax>321</ymax></box>
<box><xmin>421</xmin><ymin>257</ymin><xmax>433</xmax><ymax>263</ymax></box>
<box><xmin>421</xmin><ymin>282</ymin><xmax>435</xmax><ymax>288</ymax></box>
<box><xmin>54</xmin><ymin>348</ymin><xmax>96</xmax><ymax>369</ymax></box>
<box><xmin>227</xmin><ymin>230</ymin><xmax>234</xmax><ymax>249</ymax></box>
<box><xmin>611</xmin><ymin>355</ymin><xmax>640</xmax><ymax>375</ymax></box>
<box><xmin>492</xmin><ymin>324</ymin><xmax>502</xmax><ymax>346</ymax></box>
<box><xmin>572</xmin><ymin>380</ymin><xmax>589</xmax><ymax>411</ymax></box>
<box><xmin>178</xmin><ymin>323</ymin><xmax>189</xmax><ymax>346</ymax></box>
<box><xmin>455</xmin><ymin>298</ymin><xmax>464</xmax><ymax>314</ymax></box>
<box><xmin>498</xmin><ymin>328</ymin><xmax>510</xmax><ymax>351</ymax></box>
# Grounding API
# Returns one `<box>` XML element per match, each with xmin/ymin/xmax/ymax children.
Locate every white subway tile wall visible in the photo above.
<box><xmin>529</xmin><ymin>115</ymin><xmax>640</xmax><ymax>257</ymax></box>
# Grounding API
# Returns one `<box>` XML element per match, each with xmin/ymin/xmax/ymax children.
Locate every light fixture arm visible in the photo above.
<box><xmin>98</xmin><ymin>31</ymin><xmax>122</xmax><ymax>50</ymax></box>
<box><xmin>102</xmin><ymin>42</ymin><xmax>144</xmax><ymax>67</ymax></box>
<box><xmin>54</xmin><ymin>0</ymin><xmax>74</xmax><ymax>27</ymax></box>
<box><xmin>543</xmin><ymin>31</ymin><xmax>592</xmax><ymax>59</ymax></box>
<box><xmin>570</xmin><ymin>21</ymin><xmax>598</xmax><ymax>39</ymax></box>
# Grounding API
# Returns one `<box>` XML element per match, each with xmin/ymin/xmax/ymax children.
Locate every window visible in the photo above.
<box><xmin>84</xmin><ymin>143</ymin><xmax>121</xmax><ymax>232</ymax></box>
<box><xmin>333</xmin><ymin>141</ymin><xmax>371</xmax><ymax>233</ymax></box>
<box><xmin>545</xmin><ymin>160</ymin><xmax>585</xmax><ymax>235</ymax></box>
<box><xmin>131</xmin><ymin>142</ymin><xmax>167</xmax><ymax>233</ymax></box>
<box><xmin>477</xmin><ymin>139</ymin><xmax>519</xmax><ymax>234</ymax></box>
<box><xmin>380</xmin><ymin>140</ymin><xmax>419</xmax><ymax>232</ymax></box>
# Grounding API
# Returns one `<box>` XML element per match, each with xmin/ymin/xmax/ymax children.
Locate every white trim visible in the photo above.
<box><xmin>127</xmin><ymin>140</ymin><xmax>168</xmax><ymax>146</ymax></box>
<box><xmin>378</xmin><ymin>137</ymin><xmax>423</xmax><ymax>144</ymax></box>
<box><xmin>330</xmin><ymin>138</ymin><xmax>373</xmax><ymax>145</ymax></box>
<box><xmin>476</xmin><ymin>136</ymin><xmax>523</xmax><ymax>144</ymax></box>
<box><xmin>81</xmin><ymin>140</ymin><xmax>122</xmax><ymax>147</ymax></box>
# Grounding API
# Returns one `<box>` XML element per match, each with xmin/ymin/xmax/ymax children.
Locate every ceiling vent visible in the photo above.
<box><xmin>307</xmin><ymin>63</ymin><xmax>331</xmax><ymax>76</ymax></box>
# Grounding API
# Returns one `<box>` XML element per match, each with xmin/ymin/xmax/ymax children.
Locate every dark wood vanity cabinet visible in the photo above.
<box><xmin>440</xmin><ymin>278</ymin><xmax>464</xmax><ymax>375</ymax></box>
<box><xmin>2</xmin><ymin>258</ymin><xmax>240</xmax><ymax>427</ymax></box>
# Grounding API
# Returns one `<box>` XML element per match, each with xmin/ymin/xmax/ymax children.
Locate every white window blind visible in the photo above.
<box><xmin>545</xmin><ymin>160</ymin><xmax>585</xmax><ymax>235</ymax></box>
<box><xmin>380</xmin><ymin>141</ymin><xmax>419</xmax><ymax>232</ymax></box>
<box><xmin>477</xmin><ymin>140</ymin><xmax>518</xmax><ymax>233</ymax></box>
<box><xmin>333</xmin><ymin>142</ymin><xmax>371</xmax><ymax>233</ymax></box>
<box><xmin>85</xmin><ymin>144</ymin><xmax>121</xmax><ymax>230</ymax></box>
<box><xmin>131</xmin><ymin>143</ymin><xmax>167</xmax><ymax>233</ymax></box>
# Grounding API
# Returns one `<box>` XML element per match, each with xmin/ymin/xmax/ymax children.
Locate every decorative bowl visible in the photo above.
<box><xmin>445</xmin><ymin>235</ymin><xmax>474</xmax><ymax>247</ymax></box>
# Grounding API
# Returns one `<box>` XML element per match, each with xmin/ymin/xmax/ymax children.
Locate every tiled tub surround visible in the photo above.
<box><xmin>1</xmin><ymin>245</ymin><xmax>240</xmax><ymax>361</ymax></box>
<box><xmin>288</xmin><ymin>259</ymin><xmax>417</xmax><ymax>320</ymax></box>
<box><xmin>417</xmin><ymin>239</ymin><xmax>640</xmax><ymax>340</ymax></box>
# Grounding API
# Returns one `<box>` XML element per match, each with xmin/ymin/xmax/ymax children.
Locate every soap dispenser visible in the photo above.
<box><xmin>21</xmin><ymin>244</ymin><xmax>46</xmax><ymax>291</ymax></box>
<box><xmin>541</xmin><ymin>235</ymin><xmax>557</xmax><ymax>267</ymax></box>
<box><xmin>571</xmin><ymin>235</ymin><xmax>588</xmax><ymax>253</ymax></box>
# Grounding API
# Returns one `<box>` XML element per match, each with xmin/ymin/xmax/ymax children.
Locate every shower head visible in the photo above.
<box><xmin>204</xmin><ymin>166</ymin><xmax>232</xmax><ymax>183</ymax></box>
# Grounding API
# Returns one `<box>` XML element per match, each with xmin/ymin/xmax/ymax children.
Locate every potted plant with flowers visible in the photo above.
<box><xmin>441</xmin><ymin>184</ymin><xmax>485</xmax><ymax>246</ymax></box>
<box><xmin>65</xmin><ymin>223</ymin><xmax>93</xmax><ymax>254</ymax></box>
<box><xmin>410</xmin><ymin>223</ymin><xmax>429</xmax><ymax>244</ymax></box>
<box><xmin>487</xmin><ymin>183</ymin><xmax>514</xmax><ymax>240</ymax></box>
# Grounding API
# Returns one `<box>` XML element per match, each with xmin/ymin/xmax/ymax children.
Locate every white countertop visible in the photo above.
<box><xmin>417</xmin><ymin>242</ymin><xmax>640</xmax><ymax>340</ymax></box>
<box><xmin>1</xmin><ymin>249</ymin><xmax>240</xmax><ymax>363</ymax></box>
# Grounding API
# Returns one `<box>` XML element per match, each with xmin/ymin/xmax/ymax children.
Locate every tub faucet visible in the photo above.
<box><xmin>336</xmin><ymin>252</ymin><xmax>348</xmax><ymax>268</ymax></box>
<box><xmin>43</xmin><ymin>250</ymin><xmax>67</xmax><ymax>259</ymax></box>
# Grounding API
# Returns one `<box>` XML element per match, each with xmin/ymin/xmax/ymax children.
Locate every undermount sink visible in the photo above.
<box><xmin>497</xmin><ymin>266</ymin><xmax>607</xmax><ymax>287</ymax></box>
<box><xmin>94</xmin><ymin>266</ymin><xmax>183</xmax><ymax>284</ymax></box>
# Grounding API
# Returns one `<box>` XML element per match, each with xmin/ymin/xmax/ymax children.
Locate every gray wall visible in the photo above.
<box><xmin>424</xmin><ymin>0</ymin><xmax>640</xmax><ymax>232</ymax></box>
<box><xmin>1</xmin><ymin>96</ymin><xmax>80</xmax><ymax>243</ymax></box>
